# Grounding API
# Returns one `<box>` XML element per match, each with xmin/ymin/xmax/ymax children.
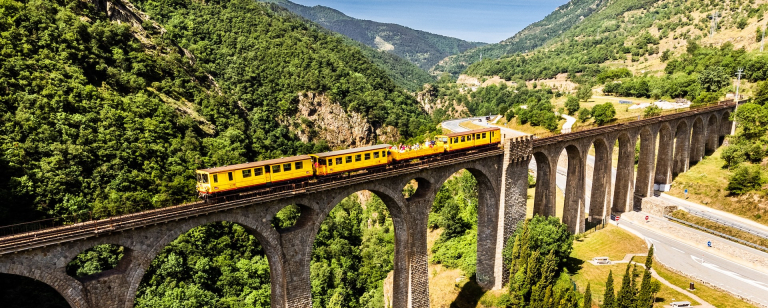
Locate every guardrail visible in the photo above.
<box><xmin>664</xmin><ymin>214</ymin><xmax>768</xmax><ymax>253</ymax></box>
<box><xmin>685</xmin><ymin>208</ymin><xmax>768</xmax><ymax>240</ymax></box>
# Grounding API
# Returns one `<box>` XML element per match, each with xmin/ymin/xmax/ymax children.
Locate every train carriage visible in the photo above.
<box><xmin>441</xmin><ymin>127</ymin><xmax>501</xmax><ymax>152</ymax></box>
<box><xmin>311</xmin><ymin>144</ymin><xmax>391</xmax><ymax>176</ymax></box>
<box><xmin>196</xmin><ymin>155</ymin><xmax>314</xmax><ymax>197</ymax></box>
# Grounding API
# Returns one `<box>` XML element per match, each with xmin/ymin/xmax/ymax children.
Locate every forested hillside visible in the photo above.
<box><xmin>263</xmin><ymin>0</ymin><xmax>487</xmax><ymax>71</ymax></box>
<box><xmin>0</xmin><ymin>0</ymin><xmax>433</xmax><ymax>226</ymax></box>
<box><xmin>432</xmin><ymin>0</ymin><xmax>609</xmax><ymax>77</ymax></box>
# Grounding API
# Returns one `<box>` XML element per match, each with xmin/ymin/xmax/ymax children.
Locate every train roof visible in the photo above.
<box><xmin>441</xmin><ymin>127</ymin><xmax>499</xmax><ymax>138</ymax></box>
<box><xmin>198</xmin><ymin>155</ymin><xmax>312</xmax><ymax>173</ymax></box>
<box><xmin>313</xmin><ymin>144</ymin><xmax>392</xmax><ymax>158</ymax></box>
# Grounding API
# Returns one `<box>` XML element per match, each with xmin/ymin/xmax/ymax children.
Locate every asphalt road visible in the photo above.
<box><xmin>620</xmin><ymin>218</ymin><xmax>768</xmax><ymax>306</ymax></box>
<box><xmin>657</xmin><ymin>194</ymin><xmax>768</xmax><ymax>240</ymax></box>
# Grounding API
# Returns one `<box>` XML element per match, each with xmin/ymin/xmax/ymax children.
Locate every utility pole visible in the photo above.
<box><xmin>710</xmin><ymin>11</ymin><xmax>719</xmax><ymax>38</ymax></box>
<box><xmin>762</xmin><ymin>26</ymin><xmax>766</xmax><ymax>52</ymax></box>
<box><xmin>732</xmin><ymin>68</ymin><xmax>744</xmax><ymax>134</ymax></box>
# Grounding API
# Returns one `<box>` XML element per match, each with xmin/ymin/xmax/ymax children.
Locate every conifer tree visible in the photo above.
<box><xmin>583</xmin><ymin>283</ymin><xmax>592</xmax><ymax>308</ymax></box>
<box><xmin>636</xmin><ymin>246</ymin><xmax>655</xmax><ymax>308</ymax></box>
<box><xmin>603</xmin><ymin>270</ymin><xmax>616</xmax><ymax>308</ymax></box>
<box><xmin>616</xmin><ymin>264</ymin><xmax>636</xmax><ymax>308</ymax></box>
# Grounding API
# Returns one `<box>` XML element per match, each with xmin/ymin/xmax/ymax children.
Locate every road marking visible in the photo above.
<box><xmin>691</xmin><ymin>256</ymin><xmax>768</xmax><ymax>292</ymax></box>
<box><xmin>671</xmin><ymin>247</ymin><xmax>685</xmax><ymax>253</ymax></box>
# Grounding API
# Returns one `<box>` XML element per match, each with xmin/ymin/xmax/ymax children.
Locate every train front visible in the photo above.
<box><xmin>196</xmin><ymin>171</ymin><xmax>212</xmax><ymax>197</ymax></box>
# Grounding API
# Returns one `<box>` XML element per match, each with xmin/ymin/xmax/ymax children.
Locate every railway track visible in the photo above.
<box><xmin>0</xmin><ymin>148</ymin><xmax>504</xmax><ymax>255</ymax></box>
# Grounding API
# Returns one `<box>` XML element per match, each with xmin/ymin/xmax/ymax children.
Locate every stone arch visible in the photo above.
<box><xmin>588</xmin><ymin>137</ymin><xmax>612</xmax><ymax>224</ymax></box>
<box><xmin>308</xmin><ymin>182</ymin><xmax>409</xmax><ymax>308</ymax></box>
<box><xmin>690</xmin><ymin>116</ymin><xmax>705</xmax><ymax>165</ymax></box>
<box><xmin>705</xmin><ymin>114</ymin><xmax>719</xmax><ymax>155</ymax></box>
<box><xmin>720</xmin><ymin>111</ymin><xmax>733</xmax><ymax>143</ymax></box>
<box><xmin>66</xmin><ymin>243</ymin><xmax>128</xmax><ymax>280</ymax></box>
<box><xmin>532</xmin><ymin>151</ymin><xmax>555</xmax><ymax>217</ymax></box>
<box><xmin>613</xmin><ymin>132</ymin><xmax>636</xmax><ymax>214</ymax></box>
<box><xmin>673</xmin><ymin>120</ymin><xmax>690</xmax><ymax>177</ymax></box>
<box><xmin>559</xmin><ymin>144</ymin><xmax>585</xmax><ymax>233</ymax></box>
<box><xmin>0</xmin><ymin>270</ymin><xmax>83</xmax><ymax>308</ymax></box>
<box><xmin>137</xmin><ymin>213</ymin><xmax>284</xmax><ymax>308</ymax></box>
<box><xmin>273</xmin><ymin>204</ymin><xmax>317</xmax><ymax>232</ymax></box>
<box><xmin>0</xmin><ymin>273</ymin><xmax>73</xmax><ymax>308</ymax></box>
<box><xmin>431</xmin><ymin>161</ymin><xmax>501</xmax><ymax>289</ymax></box>
<box><xmin>634</xmin><ymin>127</ymin><xmax>657</xmax><ymax>210</ymax></box>
<box><xmin>654</xmin><ymin>123</ymin><xmax>674</xmax><ymax>191</ymax></box>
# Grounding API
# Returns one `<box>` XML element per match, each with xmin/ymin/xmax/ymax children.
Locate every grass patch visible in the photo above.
<box><xmin>668</xmin><ymin>210</ymin><xmax>768</xmax><ymax>250</ymax></box>
<box><xmin>569</xmin><ymin>225</ymin><xmax>701</xmax><ymax>307</ymax></box>
<box><xmin>668</xmin><ymin>147</ymin><xmax>768</xmax><ymax>226</ymax></box>
<box><xmin>654</xmin><ymin>263</ymin><xmax>757</xmax><ymax>308</ymax></box>
<box><xmin>459</xmin><ymin>120</ymin><xmax>486</xmax><ymax>130</ymax></box>
<box><xmin>496</xmin><ymin>117</ymin><xmax>554</xmax><ymax>135</ymax></box>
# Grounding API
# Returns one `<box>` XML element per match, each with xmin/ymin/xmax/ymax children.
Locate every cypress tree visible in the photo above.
<box><xmin>583</xmin><ymin>283</ymin><xmax>592</xmax><ymax>308</ymax></box>
<box><xmin>616</xmin><ymin>263</ymin><xmax>636</xmax><ymax>308</ymax></box>
<box><xmin>636</xmin><ymin>246</ymin><xmax>655</xmax><ymax>308</ymax></box>
<box><xmin>603</xmin><ymin>270</ymin><xmax>615</xmax><ymax>308</ymax></box>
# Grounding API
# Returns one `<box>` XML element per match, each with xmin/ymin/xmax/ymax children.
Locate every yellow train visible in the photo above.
<box><xmin>196</xmin><ymin>127</ymin><xmax>501</xmax><ymax>197</ymax></box>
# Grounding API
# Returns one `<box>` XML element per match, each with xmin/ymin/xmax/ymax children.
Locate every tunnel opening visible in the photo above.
<box><xmin>0</xmin><ymin>273</ymin><xmax>70</xmax><ymax>308</ymax></box>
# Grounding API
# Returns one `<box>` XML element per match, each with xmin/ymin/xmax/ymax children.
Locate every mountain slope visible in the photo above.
<box><xmin>263</xmin><ymin>0</ymin><xmax>486</xmax><ymax>71</ymax></box>
<box><xmin>431</xmin><ymin>0</ymin><xmax>609</xmax><ymax>77</ymax></box>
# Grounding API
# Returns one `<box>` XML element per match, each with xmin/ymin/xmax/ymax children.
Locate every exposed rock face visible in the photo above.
<box><xmin>415</xmin><ymin>84</ymin><xmax>470</xmax><ymax>119</ymax></box>
<box><xmin>291</xmin><ymin>92</ymin><xmax>399</xmax><ymax>149</ymax></box>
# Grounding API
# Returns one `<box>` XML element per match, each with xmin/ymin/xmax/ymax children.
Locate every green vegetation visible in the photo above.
<box><xmin>136</xmin><ymin>222</ymin><xmax>272</xmax><ymax>308</ymax></box>
<box><xmin>592</xmin><ymin>103</ymin><xmax>617</xmax><ymax>125</ymax></box>
<box><xmin>264</xmin><ymin>0</ymin><xmax>486</xmax><ymax>71</ymax></box>
<box><xmin>430</xmin><ymin>171</ymin><xmax>479</xmax><ymax>276</ymax></box>
<box><xmin>66</xmin><ymin>244</ymin><xmax>125</xmax><ymax>278</ymax></box>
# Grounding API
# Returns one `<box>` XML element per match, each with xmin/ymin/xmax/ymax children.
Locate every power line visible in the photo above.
<box><xmin>732</xmin><ymin>67</ymin><xmax>744</xmax><ymax>134</ymax></box>
<box><xmin>710</xmin><ymin>11</ymin><xmax>720</xmax><ymax>38</ymax></box>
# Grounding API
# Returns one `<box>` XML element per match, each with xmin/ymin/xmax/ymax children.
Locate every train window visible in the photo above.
<box><xmin>482</xmin><ymin>132</ymin><xmax>486</xmax><ymax>139</ymax></box>
<box><xmin>272</xmin><ymin>165</ymin><xmax>281</xmax><ymax>173</ymax></box>
<box><xmin>383</xmin><ymin>151</ymin><xmax>387</xmax><ymax>156</ymax></box>
<box><xmin>336</xmin><ymin>157</ymin><xmax>343</xmax><ymax>165</ymax></box>
<box><xmin>364</xmin><ymin>153</ymin><xmax>371</xmax><ymax>160</ymax></box>
<box><xmin>196</xmin><ymin>174</ymin><xmax>201</xmax><ymax>182</ymax></box>
<box><xmin>318</xmin><ymin>158</ymin><xmax>326</xmax><ymax>166</ymax></box>
<box><xmin>283</xmin><ymin>163</ymin><xmax>292</xmax><ymax>171</ymax></box>
<box><xmin>242</xmin><ymin>169</ymin><xmax>252</xmax><ymax>178</ymax></box>
<box><xmin>476</xmin><ymin>134</ymin><xmax>480</xmax><ymax>139</ymax></box>
<box><xmin>254</xmin><ymin>168</ymin><xmax>263</xmax><ymax>176</ymax></box>
<box><xmin>201</xmin><ymin>174</ymin><xmax>209</xmax><ymax>183</ymax></box>
<box><xmin>442</xmin><ymin>137</ymin><xmax>448</xmax><ymax>143</ymax></box>
<box><xmin>355</xmin><ymin>154</ymin><xmax>361</xmax><ymax>162</ymax></box>
<box><xmin>346</xmin><ymin>156</ymin><xmax>352</xmax><ymax>163</ymax></box>
<box><xmin>328</xmin><ymin>159</ymin><xmax>333</xmax><ymax>166</ymax></box>
<box><xmin>374</xmin><ymin>152</ymin><xmax>379</xmax><ymax>159</ymax></box>
<box><xmin>296</xmin><ymin>162</ymin><xmax>303</xmax><ymax>169</ymax></box>
<box><xmin>461</xmin><ymin>136</ymin><xmax>465</xmax><ymax>142</ymax></box>
<box><xmin>212</xmin><ymin>174</ymin><xmax>218</xmax><ymax>183</ymax></box>
<box><xmin>228</xmin><ymin>172</ymin><xmax>233</xmax><ymax>181</ymax></box>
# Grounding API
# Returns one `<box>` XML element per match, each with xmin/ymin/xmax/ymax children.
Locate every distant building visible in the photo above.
<box><xmin>619</xmin><ymin>100</ymin><xmax>633</xmax><ymax>104</ymax></box>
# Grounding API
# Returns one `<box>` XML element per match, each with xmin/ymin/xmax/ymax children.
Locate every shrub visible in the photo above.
<box><xmin>726</xmin><ymin>165</ymin><xmax>765</xmax><ymax>195</ymax></box>
<box><xmin>576</xmin><ymin>84</ymin><xmax>593</xmax><ymax>101</ymax></box>
<box><xmin>643</xmin><ymin>105</ymin><xmax>662</xmax><ymax>118</ymax></box>
<box><xmin>746</xmin><ymin>143</ymin><xmax>766</xmax><ymax>163</ymax></box>
<box><xmin>578</xmin><ymin>107</ymin><xmax>592</xmax><ymax>122</ymax></box>
<box><xmin>565</xmin><ymin>96</ymin><xmax>580</xmax><ymax>115</ymax></box>
<box><xmin>592</xmin><ymin>103</ymin><xmax>616</xmax><ymax>125</ymax></box>
<box><xmin>722</xmin><ymin>144</ymin><xmax>747</xmax><ymax>168</ymax></box>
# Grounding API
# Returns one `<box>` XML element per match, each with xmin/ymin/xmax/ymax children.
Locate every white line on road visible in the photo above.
<box><xmin>671</xmin><ymin>247</ymin><xmax>685</xmax><ymax>253</ymax></box>
<box><xmin>692</xmin><ymin>256</ymin><xmax>768</xmax><ymax>292</ymax></box>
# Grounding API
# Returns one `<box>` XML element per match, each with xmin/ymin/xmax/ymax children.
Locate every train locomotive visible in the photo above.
<box><xmin>196</xmin><ymin>127</ymin><xmax>501</xmax><ymax>198</ymax></box>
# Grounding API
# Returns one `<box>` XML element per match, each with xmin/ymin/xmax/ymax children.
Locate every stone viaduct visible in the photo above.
<box><xmin>0</xmin><ymin>103</ymin><xmax>735</xmax><ymax>308</ymax></box>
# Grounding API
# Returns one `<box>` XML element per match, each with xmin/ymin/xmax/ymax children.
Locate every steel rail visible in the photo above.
<box><xmin>0</xmin><ymin>148</ymin><xmax>503</xmax><ymax>255</ymax></box>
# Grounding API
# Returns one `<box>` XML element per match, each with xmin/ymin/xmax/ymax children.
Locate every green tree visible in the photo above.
<box><xmin>577</xmin><ymin>84</ymin><xmax>593</xmax><ymax>102</ymax></box>
<box><xmin>697</xmin><ymin>66</ymin><xmax>731</xmax><ymax>93</ymax></box>
<box><xmin>565</xmin><ymin>96</ymin><xmax>581</xmax><ymax>115</ymax></box>
<box><xmin>603</xmin><ymin>270</ymin><xmax>616</xmax><ymax>308</ymax></box>
<box><xmin>757</xmin><ymin>26</ymin><xmax>765</xmax><ymax>43</ymax></box>
<box><xmin>660</xmin><ymin>50</ymin><xmax>672</xmax><ymax>62</ymax></box>
<box><xmin>592</xmin><ymin>103</ymin><xmax>617</xmax><ymax>125</ymax></box>
<box><xmin>583</xmin><ymin>283</ymin><xmax>592</xmax><ymax>308</ymax></box>
<box><xmin>734</xmin><ymin>103</ymin><xmax>768</xmax><ymax>139</ymax></box>
<box><xmin>635</xmin><ymin>246</ymin><xmax>655</xmax><ymax>308</ymax></box>
<box><xmin>616</xmin><ymin>264</ymin><xmax>636</xmax><ymax>308</ymax></box>
<box><xmin>578</xmin><ymin>108</ymin><xmax>592</xmax><ymax>122</ymax></box>
<box><xmin>643</xmin><ymin>105</ymin><xmax>662</xmax><ymax>118</ymax></box>
<box><xmin>726</xmin><ymin>165</ymin><xmax>765</xmax><ymax>195</ymax></box>
<box><xmin>752</xmin><ymin>81</ymin><xmax>768</xmax><ymax>106</ymax></box>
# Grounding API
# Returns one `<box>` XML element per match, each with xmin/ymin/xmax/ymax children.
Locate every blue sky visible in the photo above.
<box><xmin>289</xmin><ymin>0</ymin><xmax>571</xmax><ymax>43</ymax></box>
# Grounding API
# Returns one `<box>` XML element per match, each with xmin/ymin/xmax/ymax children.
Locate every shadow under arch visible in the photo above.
<box><xmin>705</xmin><ymin>114</ymin><xmax>719</xmax><ymax>155</ymax></box>
<box><xmin>613</xmin><ymin>132</ymin><xmax>636</xmax><ymax>214</ymax></box>
<box><xmin>690</xmin><ymin>116</ymin><xmax>705</xmax><ymax>166</ymax></box>
<box><xmin>653</xmin><ymin>123</ymin><xmax>674</xmax><ymax>192</ymax></box>
<box><xmin>556</xmin><ymin>144</ymin><xmax>585</xmax><ymax>233</ymax></box>
<box><xmin>672</xmin><ymin>120</ymin><xmax>690</xmax><ymax>177</ymax></box>
<box><xmin>634</xmin><ymin>127</ymin><xmax>656</xmax><ymax>210</ymax></box>
<box><xmin>719</xmin><ymin>111</ymin><xmax>732</xmax><ymax>144</ymax></box>
<box><xmin>532</xmin><ymin>151</ymin><xmax>554</xmax><ymax>217</ymax></box>
<box><xmin>0</xmin><ymin>273</ymin><xmax>71</xmax><ymax>308</ymax></box>
<box><xmin>588</xmin><ymin>137</ymin><xmax>611</xmax><ymax>225</ymax></box>
<box><xmin>135</xmin><ymin>219</ymin><xmax>278</xmax><ymax>308</ymax></box>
